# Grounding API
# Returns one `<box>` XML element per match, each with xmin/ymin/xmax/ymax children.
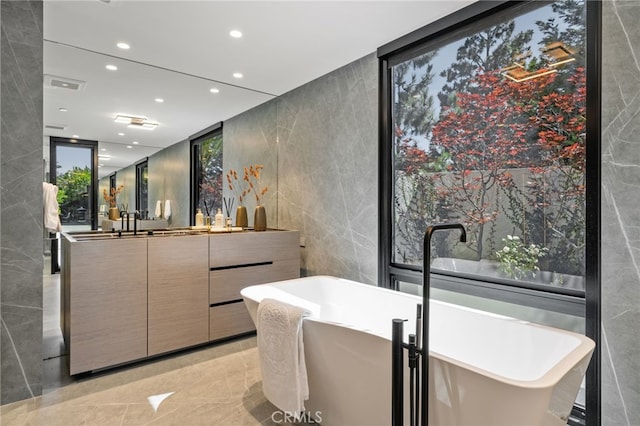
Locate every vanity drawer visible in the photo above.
<box><xmin>209</xmin><ymin>259</ymin><xmax>300</xmax><ymax>304</ymax></box>
<box><xmin>209</xmin><ymin>302</ymin><xmax>255</xmax><ymax>341</ymax></box>
<box><xmin>209</xmin><ymin>230</ymin><xmax>299</xmax><ymax>268</ymax></box>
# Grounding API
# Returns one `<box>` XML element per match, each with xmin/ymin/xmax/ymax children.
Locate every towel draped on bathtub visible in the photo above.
<box><xmin>257</xmin><ymin>298</ymin><xmax>311</xmax><ymax>414</ymax></box>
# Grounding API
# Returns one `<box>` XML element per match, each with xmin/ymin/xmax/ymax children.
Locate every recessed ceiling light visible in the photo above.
<box><xmin>70</xmin><ymin>139</ymin><xmax>77</xmax><ymax>143</ymax></box>
<box><xmin>72</xmin><ymin>134</ymin><xmax>79</xmax><ymax>138</ymax></box>
<box><xmin>230</xmin><ymin>30</ymin><xmax>242</xmax><ymax>38</ymax></box>
<box><xmin>132</xmin><ymin>141</ymin><xmax>139</xmax><ymax>145</ymax></box>
<box><xmin>210</xmin><ymin>88</ymin><xmax>220</xmax><ymax>94</ymax></box>
<box><xmin>98</xmin><ymin>154</ymin><xmax>111</xmax><ymax>160</ymax></box>
<box><xmin>106</xmin><ymin>64</ymin><xmax>118</xmax><ymax>71</ymax></box>
<box><xmin>155</xmin><ymin>98</ymin><xmax>164</xmax><ymax>103</ymax></box>
<box><xmin>233</xmin><ymin>72</ymin><xmax>243</xmax><ymax>79</ymax></box>
<box><xmin>101</xmin><ymin>148</ymin><xmax>107</xmax><ymax>152</ymax></box>
<box><xmin>58</xmin><ymin>107</ymin><xmax>68</xmax><ymax>112</ymax></box>
<box><xmin>117</xmin><ymin>42</ymin><xmax>130</xmax><ymax>50</ymax></box>
<box><xmin>118</xmin><ymin>132</ymin><xmax>125</xmax><ymax>136</ymax></box>
<box><xmin>126</xmin><ymin>145</ymin><xmax>133</xmax><ymax>149</ymax></box>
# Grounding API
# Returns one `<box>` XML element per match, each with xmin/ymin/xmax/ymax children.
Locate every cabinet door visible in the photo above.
<box><xmin>69</xmin><ymin>238</ymin><xmax>147</xmax><ymax>374</ymax></box>
<box><xmin>148</xmin><ymin>235</ymin><xmax>209</xmax><ymax>356</ymax></box>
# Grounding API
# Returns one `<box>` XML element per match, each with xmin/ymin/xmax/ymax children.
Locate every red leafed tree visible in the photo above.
<box><xmin>429</xmin><ymin>65</ymin><xmax>585</xmax><ymax>272</ymax></box>
<box><xmin>430</xmin><ymin>70</ymin><xmax>557</xmax><ymax>260</ymax></box>
<box><xmin>520</xmin><ymin>67</ymin><xmax>586</xmax><ymax>274</ymax></box>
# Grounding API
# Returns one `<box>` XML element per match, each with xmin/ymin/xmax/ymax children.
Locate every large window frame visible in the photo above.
<box><xmin>49</xmin><ymin>136</ymin><xmax>99</xmax><ymax>230</ymax></box>
<box><xmin>378</xmin><ymin>1</ymin><xmax>601</xmax><ymax>424</ymax></box>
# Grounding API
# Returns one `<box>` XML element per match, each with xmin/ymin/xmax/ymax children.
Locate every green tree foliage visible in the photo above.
<box><xmin>536</xmin><ymin>0</ymin><xmax>586</xmax><ymax>55</ymax></box>
<box><xmin>393</xmin><ymin>51</ymin><xmax>437</xmax><ymax>139</ymax></box>
<box><xmin>392</xmin><ymin>51</ymin><xmax>442</xmax><ymax>263</ymax></box>
<box><xmin>438</xmin><ymin>22</ymin><xmax>533</xmax><ymax>108</ymax></box>
<box><xmin>56</xmin><ymin>166</ymin><xmax>91</xmax><ymax>214</ymax></box>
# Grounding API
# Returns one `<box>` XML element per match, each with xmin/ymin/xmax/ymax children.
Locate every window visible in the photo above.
<box><xmin>136</xmin><ymin>160</ymin><xmax>148</xmax><ymax>218</ymax></box>
<box><xmin>109</xmin><ymin>173</ymin><xmax>116</xmax><ymax>192</ymax></box>
<box><xmin>382</xmin><ymin>0</ymin><xmax>587</xmax><ymax>294</ymax></box>
<box><xmin>50</xmin><ymin>137</ymin><xmax>99</xmax><ymax>230</ymax></box>
<box><xmin>190</xmin><ymin>124</ymin><xmax>223</xmax><ymax>224</ymax></box>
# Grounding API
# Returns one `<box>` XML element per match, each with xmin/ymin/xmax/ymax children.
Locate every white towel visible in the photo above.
<box><xmin>43</xmin><ymin>182</ymin><xmax>62</xmax><ymax>233</ymax></box>
<box><xmin>257</xmin><ymin>298</ymin><xmax>310</xmax><ymax>414</ymax></box>
<box><xmin>155</xmin><ymin>200</ymin><xmax>162</xmax><ymax>218</ymax></box>
<box><xmin>164</xmin><ymin>200</ymin><xmax>171</xmax><ymax>219</ymax></box>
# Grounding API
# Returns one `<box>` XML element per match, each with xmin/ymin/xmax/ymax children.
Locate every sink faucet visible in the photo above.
<box><xmin>420</xmin><ymin>223</ymin><xmax>466</xmax><ymax>425</ymax></box>
<box><xmin>133</xmin><ymin>210</ymin><xmax>139</xmax><ymax>236</ymax></box>
<box><xmin>120</xmin><ymin>210</ymin><xmax>129</xmax><ymax>232</ymax></box>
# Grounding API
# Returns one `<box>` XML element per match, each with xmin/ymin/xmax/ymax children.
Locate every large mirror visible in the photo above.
<box><xmin>43</xmin><ymin>40</ymin><xmax>278</xmax><ymax>228</ymax></box>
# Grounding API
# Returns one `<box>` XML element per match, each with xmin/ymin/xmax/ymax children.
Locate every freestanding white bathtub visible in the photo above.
<box><xmin>241</xmin><ymin>275</ymin><xmax>594</xmax><ymax>426</ymax></box>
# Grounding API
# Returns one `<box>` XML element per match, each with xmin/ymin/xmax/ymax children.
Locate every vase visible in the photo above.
<box><xmin>108</xmin><ymin>207</ymin><xmax>120</xmax><ymax>220</ymax></box>
<box><xmin>235</xmin><ymin>205</ymin><xmax>248</xmax><ymax>229</ymax></box>
<box><xmin>254</xmin><ymin>205</ymin><xmax>267</xmax><ymax>231</ymax></box>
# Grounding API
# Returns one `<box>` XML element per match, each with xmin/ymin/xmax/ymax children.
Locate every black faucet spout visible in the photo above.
<box><xmin>420</xmin><ymin>222</ymin><xmax>466</xmax><ymax>425</ymax></box>
<box><xmin>120</xmin><ymin>210</ymin><xmax>129</xmax><ymax>232</ymax></box>
<box><xmin>133</xmin><ymin>211</ymin><xmax>139</xmax><ymax>236</ymax></box>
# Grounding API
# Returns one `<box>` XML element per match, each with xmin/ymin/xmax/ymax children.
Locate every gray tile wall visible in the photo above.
<box><xmin>276</xmin><ymin>53</ymin><xmax>378</xmax><ymax>283</ymax></box>
<box><xmin>115</xmin><ymin>164</ymin><xmax>136</xmax><ymax>212</ymax></box>
<box><xmin>223</xmin><ymin>102</ymin><xmax>279</xmax><ymax>228</ymax></box>
<box><xmin>224</xmin><ymin>54</ymin><xmax>378</xmax><ymax>283</ymax></box>
<box><xmin>0</xmin><ymin>0</ymin><xmax>44</xmax><ymax>404</ymax></box>
<box><xmin>147</xmin><ymin>139</ymin><xmax>190</xmax><ymax>227</ymax></box>
<box><xmin>601</xmin><ymin>2</ymin><xmax>640</xmax><ymax>424</ymax></box>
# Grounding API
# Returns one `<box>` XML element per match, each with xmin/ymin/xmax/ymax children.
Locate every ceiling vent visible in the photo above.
<box><xmin>44</xmin><ymin>75</ymin><xmax>86</xmax><ymax>91</ymax></box>
<box><xmin>45</xmin><ymin>123</ymin><xmax>67</xmax><ymax>131</ymax></box>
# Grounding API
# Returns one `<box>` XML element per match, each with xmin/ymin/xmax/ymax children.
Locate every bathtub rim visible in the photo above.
<box><xmin>241</xmin><ymin>274</ymin><xmax>595</xmax><ymax>390</ymax></box>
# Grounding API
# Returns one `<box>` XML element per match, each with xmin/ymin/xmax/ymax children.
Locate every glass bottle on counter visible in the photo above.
<box><xmin>214</xmin><ymin>208</ymin><xmax>224</xmax><ymax>228</ymax></box>
<box><xmin>195</xmin><ymin>208</ymin><xmax>204</xmax><ymax>227</ymax></box>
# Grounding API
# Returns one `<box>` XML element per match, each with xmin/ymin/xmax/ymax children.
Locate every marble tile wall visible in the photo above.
<box><xmin>0</xmin><ymin>0</ymin><xmax>44</xmax><ymax>404</ymax></box>
<box><xmin>223</xmin><ymin>54</ymin><xmax>378</xmax><ymax>284</ymax></box>
<box><xmin>276</xmin><ymin>53</ymin><xmax>378</xmax><ymax>284</ymax></box>
<box><xmin>601</xmin><ymin>1</ymin><xmax>640</xmax><ymax>424</ymax></box>
<box><xmin>114</xmin><ymin>164</ymin><xmax>136</xmax><ymax>212</ymax></box>
<box><xmin>223</xmin><ymin>102</ymin><xmax>279</xmax><ymax>228</ymax></box>
<box><xmin>147</xmin><ymin>139</ymin><xmax>190</xmax><ymax>227</ymax></box>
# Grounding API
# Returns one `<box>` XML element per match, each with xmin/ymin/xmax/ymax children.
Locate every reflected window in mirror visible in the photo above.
<box><xmin>109</xmin><ymin>173</ymin><xmax>116</xmax><ymax>192</ymax></box>
<box><xmin>190</xmin><ymin>124</ymin><xmax>223</xmax><ymax>224</ymax></box>
<box><xmin>136</xmin><ymin>159</ymin><xmax>149</xmax><ymax>219</ymax></box>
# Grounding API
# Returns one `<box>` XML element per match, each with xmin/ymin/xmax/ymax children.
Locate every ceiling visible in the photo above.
<box><xmin>43</xmin><ymin>0</ymin><xmax>473</xmax><ymax>178</ymax></box>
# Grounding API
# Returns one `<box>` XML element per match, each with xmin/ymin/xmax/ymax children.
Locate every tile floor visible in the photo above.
<box><xmin>1</xmin><ymin>271</ymin><xmax>292</xmax><ymax>425</ymax></box>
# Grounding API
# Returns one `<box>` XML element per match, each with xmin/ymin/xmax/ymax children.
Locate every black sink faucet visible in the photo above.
<box><xmin>120</xmin><ymin>210</ymin><xmax>129</xmax><ymax>232</ymax></box>
<box><xmin>133</xmin><ymin>210</ymin><xmax>140</xmax><ymax>236</ymax></box>
<box><xmin>420</xmin><ymin>223</ymin><xmax>466</xmax><ymax>425</ymax></box>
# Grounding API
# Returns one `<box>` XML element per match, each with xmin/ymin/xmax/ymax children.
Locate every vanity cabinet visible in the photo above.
<box><xmin>148</xmin><ymin>235</ymin><xmax>209</xmax><ymax>356</ymax></box>
<box><xmin>209</xmin><ymin>230</ymin><xmax>300</xmax><ymax>340</ymax></box>
<box><xmin>63</xmin><ymin>237</ymin><xmax>148</xmax><ymax>375</ymax></box>
<box><xmin>61</xmin><ymin>228</ymin><xmax>300</xmax><ymax>374</ymax></box>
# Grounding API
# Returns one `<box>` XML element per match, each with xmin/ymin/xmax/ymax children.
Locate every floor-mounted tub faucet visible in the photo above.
<box><xmin>420</xmin><ymin>223</ymin><xmax>466</xmax><ymax>425</ymax></box>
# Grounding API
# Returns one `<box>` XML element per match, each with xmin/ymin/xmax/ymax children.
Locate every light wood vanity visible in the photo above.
<box><xmin>61</xmin><ymin>229</ymin><xmax>299</xmax><ymax>374</ymax></box>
